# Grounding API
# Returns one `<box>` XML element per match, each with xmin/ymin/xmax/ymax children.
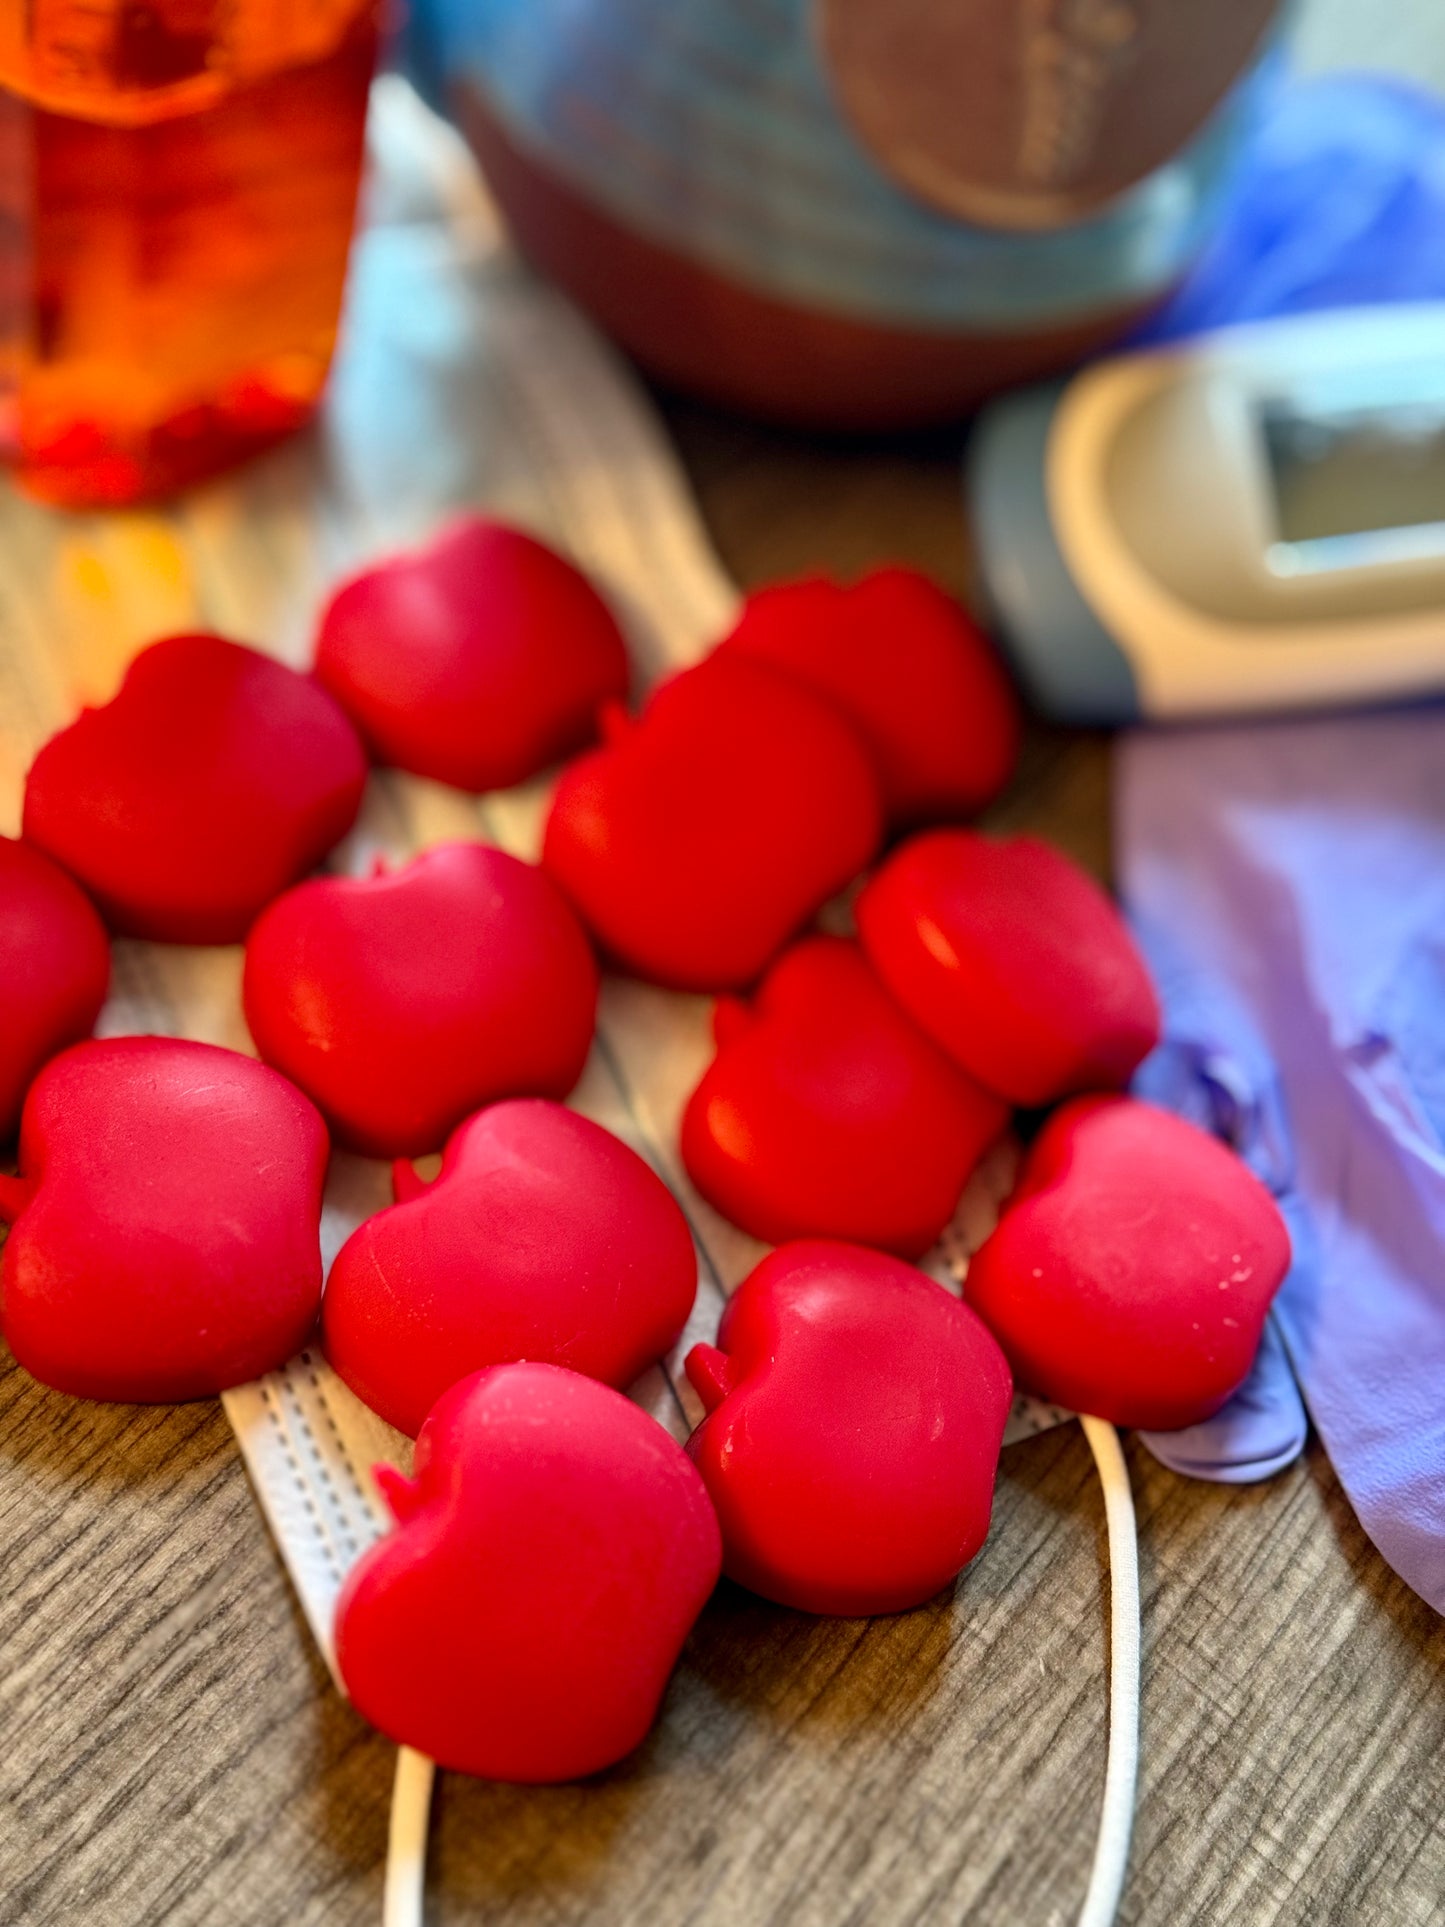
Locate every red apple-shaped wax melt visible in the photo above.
<box><xmin>324</xmin><ymin>1099</ymin><xmax>697</xmax><ymax>1436</ymax></box>
<box><xmin>856</xmin><ymin>829</ymin><xmax>1161</xmax><ymax>1106</ymax></box>
<box><xmin>243</xmin><ymin>842</ymin><xmax>598</xmax><ymax>1159</ymax></box>
<box><xmin>965</xmin><ymin>1096</ymin><xmax>1291</xmax><ymax>1431</ymax></box>
<box><xmin>719</xmin><ymin>568</ymin><xmax>1019</xmax><ymax>825</ymax></box>
<box><xmin>314</xmin><ymin>518</ymin><xmax>631</xmax><ymax>792</ymax></box>
<box><xmin>682</xmin><ymin>936</ymin><xmax>1007</xmax><ymax>1257</ymax></box>
<box><xmin>0</xmin><ymin>836</ymin><xmax>110</xmax><ymax>1141</ymax></box>
<box><xmin>23</xmin><ymin>633</ymin><xmax>367</xmax><ymax>943</ymax></box>
<box><xmin>0</xmin><ymin>1036</ymin><xmax>328</xmax><ymax>1400</ymax></box>
<box><xmin>335</xmin><ymin>1362</ymin><xmax>721</xmax><ymax>1781</ymax></box>
<box><xmin>542</xmin><ymin>654</ymin><xmax>883</xmax><ymax>991</ymax></box>
<box><xmin>685</xmin><ymin>1241</ymin><xmax>1012</xmax><ymax>1614</ymax></box>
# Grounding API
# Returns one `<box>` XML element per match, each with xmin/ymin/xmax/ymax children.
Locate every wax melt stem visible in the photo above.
<box><xmin>373</xmin><ymin>1462</ymin><xmax>422</xmax><ymax>1523</ymax></box>
<box><xmin>684</xmin><ymin>1342</ymin><xmax>733</xmax><ymax>1414</ymax></box>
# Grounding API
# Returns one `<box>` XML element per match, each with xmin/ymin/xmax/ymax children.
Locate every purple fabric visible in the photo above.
<box><xmin>1120</xmin><ymin>715</ymin><xmax>1445</xmax><ymax>1611</ymax></box>
<box><xmin>1114</xmin><ymin>74</ymin><xmax>1445</xmax><ymax>1603</ymax></box>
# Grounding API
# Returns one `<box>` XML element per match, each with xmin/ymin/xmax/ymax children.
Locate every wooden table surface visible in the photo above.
<box><xmin>4</xmin><ymin>395</ymin><xmax>1444</xmax><ymax>1927</ymax></box>
<box><xmin>6</xmin><ymin>17</ymin><xmax>1445</xmax><ymax>1918</ymax></box>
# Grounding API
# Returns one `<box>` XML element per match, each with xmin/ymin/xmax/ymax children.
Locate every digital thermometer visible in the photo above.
<box><xmin>968</xmin><ymin>305</ymin><xmax>1445</xmax><ymax>722</ymax></box>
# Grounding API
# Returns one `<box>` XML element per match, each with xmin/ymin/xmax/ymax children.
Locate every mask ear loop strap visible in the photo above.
<box><xmin>375</xmin><ymin>1429</ymin><xmax>1139</xmax><ymax>1927</ymax></box>
<box><xmin>384</xmin><ymin>1747</ymin><xmax>436</xmax><ymax>1927</ymax></box>
<box><xmin>1077</xmin><ymin>1416</ymin><xmax>1142</xmax><ymax>1927</ymax></box>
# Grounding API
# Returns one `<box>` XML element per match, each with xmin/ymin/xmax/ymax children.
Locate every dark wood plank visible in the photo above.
<box><xmin>5</xmin><ymin>1339</ymin><xmax>1444</xmax><ymax>1925</ymax></box>
<box><xmin>0</xmin><ymin>1364</ymin><xmax>388</xmax><ymax>1925</ymax></box>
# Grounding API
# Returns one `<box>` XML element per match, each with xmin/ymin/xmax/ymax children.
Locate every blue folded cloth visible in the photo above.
<box><xmin>1136</xmin><ymin>71</ymin><xmax>1445</xmax><ymax>341</ymax></box>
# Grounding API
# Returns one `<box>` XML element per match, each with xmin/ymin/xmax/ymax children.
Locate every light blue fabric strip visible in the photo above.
<box><xmin>403</xmin><ymin>0</ymin><xmax>1275</xmax><ymax>331</ymax></box>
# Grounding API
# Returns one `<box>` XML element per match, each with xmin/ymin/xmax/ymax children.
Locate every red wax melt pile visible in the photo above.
<box><xmin>857</xmin><ymin>828</ymin><xmax>1162</xmax><ymax>1106</ymax></box>
<box><xmin>243</xmin><ymin>841</ymin><xmax>598</xmax><ymax>1157</ymax></box>
<box><xmin>686</xmin><ymin>1242</ymin><xmax>1013</xmax><ymax>1615</ymax></box>
<box><xmin>965</xmin><ymin>1096</ymin><xmax>1291</xmax><ymax>1430</ymax></box>
<box><xmin>0</xmin><ymin>835</ymin><xmax>110</xmax><ymax>1141</ymax></box>
<box><xmin>682</xmin><ymin>935</ymin><xmax>1007</xmax><ymax>1257</ymax></box>
<box><xmin>315</xmin><ymin>517</ymin><xmax>630</xmax><ymax>792</ymax></box>
<box><xmin>23</xmin><ymin>633</ymin><xmax>366</xmax><ymax>943</ymax></box>
<box><xmin>720</xmin><ymin>567</ymin><xmax>1020</xmax><ymax>826</ymax></box>
<box><xmin>324</xmin><ymin>1099</ymin><xmax>697</xmax><ymax>1436</ymax></box>
<box><xmin>3</xmin><ymin>524</ymin><xmax>1295</xmax><ymax>1804</ymax></box>
<box><xmin>335</xmin><ymin>1363</ymin><xmax>721</xmax><ymax>1781</ymax></box>
<box><xmin>543</xmin><ymin>653</ymin><xmax>883</xmax><ymax>990</ymax></box>
<box><xmin>0</xmin><ymin>1036</ymin><xmax>328</xmax><ymax>1400</ymax></box>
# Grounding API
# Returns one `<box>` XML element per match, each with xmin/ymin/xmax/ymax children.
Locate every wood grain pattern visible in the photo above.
<box><xmin>0</xmin><ymin>434</ymin><xmax>1437</xmax><ymax>1927</ymax></box>
<box><xmin>4</xmin><ymin>1347</ymin><xmax>1444</xmax><ymax>1924</ymax></box>
<box><xmin>5</xmin><ymin>24</ymin><xmax>1445</xmax><ymax>1926</ymax></box>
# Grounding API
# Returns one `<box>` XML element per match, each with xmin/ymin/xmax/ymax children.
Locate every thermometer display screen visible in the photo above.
<box><xmin>1262</xmin><ymin>387</ymin><xmax>1445</xmax><ymax>565</ymax></box>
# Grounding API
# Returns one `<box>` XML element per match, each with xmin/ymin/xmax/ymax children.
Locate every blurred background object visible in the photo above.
<box><xmin>0</xmin><ymin>0</ymin><xmax>379</xmax><ymax>506</ymax></box>
<box><xmin>6</xmin><ymin>0</ymin><xmax>1439</xmax><ymax>505</ymax></box>
<box><xmin>1291</xmin><ymin>0</ymin><xmax>1445</xmax><ymax>83</ymax></box>
<box><xmin>404</xmin><ymin>0</ymin><xmax>1291</xmax><ymax>428</ymax></box>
